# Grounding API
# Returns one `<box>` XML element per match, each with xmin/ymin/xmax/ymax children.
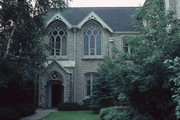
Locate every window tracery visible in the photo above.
<box><xmin>83</xmin><ymin>23</ymin><xmax>102</xmax><ymax>55</ymax></box>
<box><xmin>48</xmin><ymin>71</ymin><xmax>62</xmax><ymax>81</ymax></box>
<box><xmin>48</xmin><ymin>22</ymin><xmax>67</xmax><ymax>56</ymax></box>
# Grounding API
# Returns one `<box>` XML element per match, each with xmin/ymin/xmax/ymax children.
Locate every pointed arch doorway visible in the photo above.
<box><xmin>46</xmin><ymin>71</ymin><xmax>64</xmax><ymax>108</ymax></box>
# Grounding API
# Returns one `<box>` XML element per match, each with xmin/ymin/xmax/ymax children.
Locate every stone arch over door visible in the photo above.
<box><xmin>38</xmin><ymin>61</ymin><xmax>72</xmax><ymax>108</ymax></box>
<box><xmin>46</xmin><ymin>71</ymin><xmax>64</xmax><ymax>108</ymax></box>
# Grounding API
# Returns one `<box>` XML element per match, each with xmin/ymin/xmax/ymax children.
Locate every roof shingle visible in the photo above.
<box><xmin>45</xmin><ymin>7</ymin><xmax>138</xmax><ymax>32</ymax></box>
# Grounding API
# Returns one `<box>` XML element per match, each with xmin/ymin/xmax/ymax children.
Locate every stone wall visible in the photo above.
<box><xmin>39</xmin><ymin>19</ymin><xmax>138</xmax><ymax>107</ymax></box>
<box><xmin>165</xmin><ymin>0</ymin><xmax>180</xmax><ymax>18</ymax></box>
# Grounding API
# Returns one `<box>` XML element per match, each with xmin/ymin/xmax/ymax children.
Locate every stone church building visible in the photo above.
<box><xmin>38</xmin><ymin>7</ymin><xmax>138</xmax><ymax>108</ymax></box>
<box><xmin>38</xmin><ymin>0</ymin><xmax>180</xmax><ymax>108</ymax></box>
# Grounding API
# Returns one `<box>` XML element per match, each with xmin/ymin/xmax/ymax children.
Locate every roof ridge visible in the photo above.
<box><xmin>69</xmin><ymin>7</ymin><xmax>138</xmax><ymax>8</ymax></box>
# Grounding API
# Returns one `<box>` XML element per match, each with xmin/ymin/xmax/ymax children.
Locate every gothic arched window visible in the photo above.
<box><xmin>85</xmin><ymin>73</ymin><xmax>98</xmax><ymax>96</ymax></box>
<box><xmin>83</xmin><ymin>23</ymin><xmax>101</xmax><ymax>56</ymax></box>
<box><xmin>48</xmin><ymin>22</ymin><xmax>67</xmax><ymax>56</ymax></box>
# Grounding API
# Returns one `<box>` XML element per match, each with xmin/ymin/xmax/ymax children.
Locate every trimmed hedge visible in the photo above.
<box><xmin>0</xmin><ymin>104</ymin><xmax>36</xmax><ymax>120</ymax></box>
<box><xmin>58</xmin><ymin>102</ymin><xmax>85</xmax><ymax>111</ymax></box>
<box><xmin>100</xmin><ymin>106</ymin><xmax>154</xmax><ymax>120</ymax></box>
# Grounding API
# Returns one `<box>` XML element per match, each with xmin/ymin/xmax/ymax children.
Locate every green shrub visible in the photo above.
<box><xmin>0</xmin><ymin>104</ymin><xmax>36</xmax><ymax>120</ymax></box>
<box><xmin>132</xmin><ymin>114</ymin><xmax>154</xmax><ymax>120</ymax></box>
<box><xmin>100</xmin><ymin>106</ymin><xmax>129</xmax><ymax>120</ymax></box>
<box><xmin>58</xmin><ymin>102</ymin><xmax>84</xmax><ymax>111</ymax></box>
<box><xmin>14</xmin><ymin>104</ymin><xmax>36</xmax><ymax>117</ymax></box>
<box><xmin>100</xmin><ymin>106</ymin><xmax>154</xmax><ymax>120</ymax></box>
<box><xmin>0</xmin><ymin>107</ymin><xmax>20</xmax><ymax>120</ymax></box>
<box><xmin>82</xmin><ymin>98</ymin><xmax>91</xmax><ymax>110</ymax></box>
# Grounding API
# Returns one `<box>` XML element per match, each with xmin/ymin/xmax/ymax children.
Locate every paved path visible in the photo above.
<box><xmin>20</xmin><ymin>108</ymin><xmax>57</xmax><ymax>120</ymax></box>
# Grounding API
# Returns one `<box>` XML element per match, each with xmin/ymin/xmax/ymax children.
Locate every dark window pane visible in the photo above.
<box><xmin>93</xmin><ymin>74</ymin><xmax>98</xmax><ymax>81</ymax></box>
<box><xmin>50</xmin><ymin>36</ymin><xmax>54</xmax><ymax>55</ymax></box>
<box><xmin>87</xmin><ymin>79</ymin><xmax>91</xmax><ymax>85</ymax></box>
<box><xmin>87</xmin><ymin>30</ymin><xmax>91</xmax><ymax>35</ymax></box>
<box><xmin>96</xmin><ymin>35</ymin><xmax>101</xmax><ymax>55</ymax></box>
<box><xmin>93</xmin><ymin>30</ymin><xmax>98</xmax><ymax>35</ymax></box>
<box><xmin>56</xmin><ymin>50</ymin><xmax>60</xmax><ymax>55</ymax></box>
<box><xmin>56</xmin><ymin>36</ymin><xmax>60</xmax><ymax>42</ymax></box>
<box><xmin>62</xmin><ymin>36</ymin><xmax>67</xmax><ymax>55</ymax></box>
<box><xmin>90</xmin><ymin>36</ymin><xmax>95</xmax><ymax>48</ymax></box>
<box><xmin>86</xmin><ymin>74</ymin><xmax>91</xmax><ymax>96</ymax></box>
<box><xmin>87</xmin><ymin>85</ymin><xmax>91</xmax><ymax>96</ymax></box>
<box><xmin>123</xmin><ymin>47</ymin><xmax>128</xmax><ymax>53</ymax></box>
<box><xmin>123</xmin><ymin>42</ymin><xmax>129</xmax><ymax>53</ymax></box>
<box><xmin>56</xmin><ymin>36</ymin><xmax>61</xmax><ymax>55</ymax></box>
<box><xmin>90</xmin><ymin>48</ymin><xmax>94</xmax><ymax>55</ymax></box>
<box><xmin>53</xmin><ymin>30</ymin><xmax>58</xmax><ymax>35</ymax></box>
<box><xmin>84</xmin><ymin>35</ymin><xmax>89</xmax><ymax>55</ymax></box>
<box><xmin>90</xmin><ymin>36</ymin><xmax>95</xmax><ymax>55</ymax></box>
<box><xmin>59</xmin><ymin>30</ymin><xmax>64</xmax><ymax>35</ymax></box>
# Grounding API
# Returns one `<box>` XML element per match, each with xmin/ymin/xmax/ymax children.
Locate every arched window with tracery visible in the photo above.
<box><xmin>83</xmin><ymin>22</ymin><xmax>102</xmax><ymax>56</ymax></box>
<box><xmin>48</xmin><ymin>21</ymin><xmax>67</xmax><ymax>56</ymax></box>
<box><xmin>48</xmin><ymin>71</ymin><xmax>63</xmax><ymax>81</ymax></box>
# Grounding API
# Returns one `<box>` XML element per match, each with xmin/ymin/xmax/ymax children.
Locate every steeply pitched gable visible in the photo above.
<box><xmin>45</xmin><ymin>7</ymin><xmax>138</xmax><ymax>32</ymax></box>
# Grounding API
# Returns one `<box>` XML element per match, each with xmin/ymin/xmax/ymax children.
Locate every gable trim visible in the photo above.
<box><xmin>46</xmin><ymin>13</ymin><xmax>72</xmax><ymax>29</ymax></box>
<box><xmin>77</xmin><ymin>11</ymin><xmax>113</xmax><ymax>33</ymax></box>
<box><xmin>45</xmin><ymin>60</ymin><xmax>71</xmax><ymax>74</ymax></box>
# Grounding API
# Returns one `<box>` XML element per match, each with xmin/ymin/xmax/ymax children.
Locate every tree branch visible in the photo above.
<box><xmin>3</xmin><ymin>24</ymin><xmax>17</xmax><ymax>59</ymax></box>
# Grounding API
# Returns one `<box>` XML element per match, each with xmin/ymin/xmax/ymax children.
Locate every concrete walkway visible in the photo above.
<box><xmin>20</xmin><ymin>108</ymin><xmax>57</xmax><ymax>120</ymax></box>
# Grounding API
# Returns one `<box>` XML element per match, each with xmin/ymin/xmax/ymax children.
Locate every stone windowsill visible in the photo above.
<box><xmin>82</xmin><ymin>55</ymin><xmax>104</xmax><ymax>60</ymax></box>
<box><xmin>47</xmin><ymin>56</ymin><xmax>68</xmax><ymax>60</ymax></box>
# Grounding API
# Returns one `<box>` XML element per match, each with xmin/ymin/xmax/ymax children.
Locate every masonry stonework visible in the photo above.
<box><xmin>38</xmin><ymin>7</ymin><xmax>139</xmax><ymax>108</ymax></box>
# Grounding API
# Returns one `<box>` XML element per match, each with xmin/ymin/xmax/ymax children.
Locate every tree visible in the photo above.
<box><xmin>0</xmin><ymin>0</ymin><xmax>69</xmax><ymax>105</ymax></box>
<box><xmin>92</xmin><ymin>0</ymin><xmax>179</xmax><ymax>120</ymax></box>
<box><xmin>165</xmin><ymin>57</ymin><xmax>180</xmax><ymax>119</ymax></box>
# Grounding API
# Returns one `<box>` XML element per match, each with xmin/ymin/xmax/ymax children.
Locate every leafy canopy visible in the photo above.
<box><xmin>91</xmin><ymin>0</ymin><xmax>179</xmax><ymax>120</ymax></box>
<box><xmin>0</xmin><ymin>0</ymin><xmax>69</xmax><ymax>104</ymax></box>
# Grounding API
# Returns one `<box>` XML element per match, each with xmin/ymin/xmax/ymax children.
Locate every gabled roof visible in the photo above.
<box><xmin>77</xmin><ymin>11</ymin><xmax>113</xmax><ymax>32</ymax></box>
<box><xmin>44</xmin><ymin>7</ymin><xmax>138</xmax><ymax>32</ymax></box>
<box><xmin>44</xmin><ymin>60</ymin><xmax>73</xmax><ymax>74</ymax></box>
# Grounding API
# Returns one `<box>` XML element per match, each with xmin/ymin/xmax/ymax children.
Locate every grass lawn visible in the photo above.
<box><xmin>40</xmin><ymin>110</ymin><xmax>100</xmax><ymax>120</ymax></box>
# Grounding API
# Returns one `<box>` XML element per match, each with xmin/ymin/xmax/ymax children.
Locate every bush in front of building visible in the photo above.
<box><xmin>0</xmin><ymin>104</ymin><xmax>36</xmax><ymax>120</ymax></box>
<box><xmin>58</xmin><ymin>102</ymin><xmax>86</xmax><ymax>111</ymax></box>
<box><xmin>100</xmin><ymin>106</ymin><xmax>154</xmax><ymax>120</ymax></box>
<box><xmin>13</xmin><ymin>104</ymin><xmax>36</xmax><ymax>117</ymax></box>
<box><xmin>0</xmin><ymin>107</ymin><xmax>20</xmax><ymax>120</ymax></box>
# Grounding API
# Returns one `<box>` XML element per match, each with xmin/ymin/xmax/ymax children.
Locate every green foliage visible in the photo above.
<box><xmin>0</xmin><ymin>104</ymin><xmax>35</xmax><ymax>120</ymax></box>
<box><xmin>91</xmin><ymin>53</ymin><xmax>142</xmax><ymax>109</ymax></box>
<box><xmin>0</xmin><ymin>0</ymin><xmax>69</xmax><ymax>105</ymax></box>
<box><xmin>0</xmin><ymin>107</ymin><xmax>20</xmax><ymax>120</ymax></box>
<box><xmin>127</xmin><ymin>61</ymin><xmax>176</xmax><ymax>120</ymax></box>
<box><xmin>13</xmin><ymin>104</ymin><xmax>36</xmax><ymax>117</ymax></box>
<box><xmin>165</xmin><ymin>57</ymin><xmax>180</xmax><ymax>119</ymax></box>
<box><xmin>127</xmin><ymin>0</ymin><xmax>180</xmax><ymax>63</ymax></box>
<box><xmin>91</xmin><ymin>0</ymin><xmax>179</xmax><ymax>120</ymax></box>
<box><xmin>82</xmin><ymin>97</ymin><xmax>93</xmax><ymax>110</ymax></box>
<box><xmin>100</xmin><ymin>106</ymin><xmax>153</xmax><ymax>120</ymax></box>
<box><xmin>91</xmin><ymin>55</ymin><xmax>133</xmax><ymax>109</ymax></box>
